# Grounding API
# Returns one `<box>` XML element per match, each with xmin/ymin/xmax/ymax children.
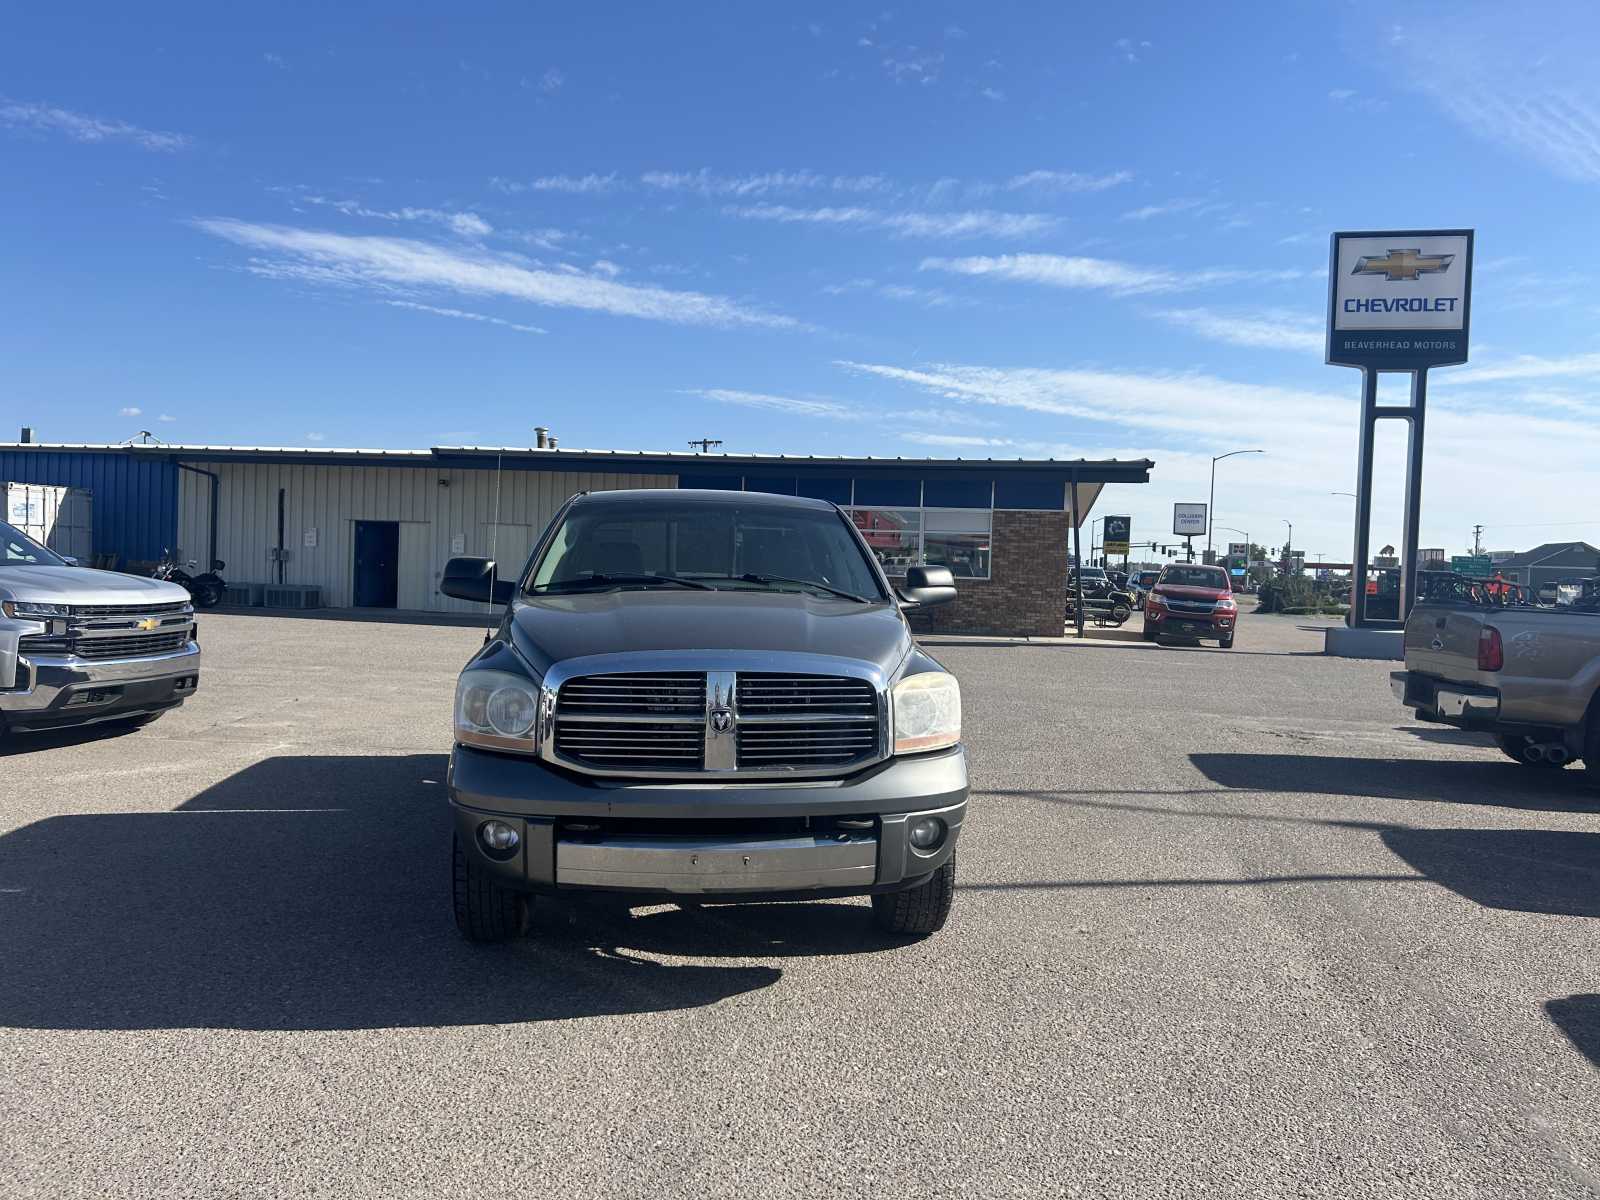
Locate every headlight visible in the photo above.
<box><xmin>2</xmin><ymin>601</ymin><xmax>71</xmax><ymax>620</ymax></box>
<box><xmin>892</xmin><ymin>671</ymin><xmax>961</xmax><ymax>754</ymax></box>
<box><xmin>454</xmin><ymin>669</ymin><xmax>543</xmax><ymax>754</ymax></box>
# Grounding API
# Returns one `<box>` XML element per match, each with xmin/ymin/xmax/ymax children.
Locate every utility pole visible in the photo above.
<box><xmin>1471</xmin><ymin>524</ymin><xmax>1484</xmax><ymax>556</ymax></box>
<box><xmin>687</xmin><ymin>438</ymin><xmax>723</xmax><ymax>453</ymax></box>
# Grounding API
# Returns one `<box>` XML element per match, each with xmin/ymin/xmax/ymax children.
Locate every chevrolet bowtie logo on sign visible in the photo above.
<box><xmin>136</xmin><ymin>618</ymin><xmax>160</xmax><ymax>631</ymax></box>
<box><xmin>1327</xmin><ymin>229</ymin><xmax>1473</xmax><ymax>369</ymax></box>
<box><xmin>1352</xmin><ymin>248</ymin><xmax>1455</xmax><ymax>281</ymax></box>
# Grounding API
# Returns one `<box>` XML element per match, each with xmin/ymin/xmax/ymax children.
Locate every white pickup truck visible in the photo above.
<box><xmin>1391</xmin><ymin>580</ymin><xmax>1599</xmax><ymax>786</ymax></box>
<box><xmin>1</xmin><ymin>519</ymin><xmax>201</xmax><ymax>737</ymax></box>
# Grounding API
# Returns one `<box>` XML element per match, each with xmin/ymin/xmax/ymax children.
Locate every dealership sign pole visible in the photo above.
<box><xmin>1327</xmin><ymin>229</ymin><xmax>1473</xmax><ymax>627</ymax></box>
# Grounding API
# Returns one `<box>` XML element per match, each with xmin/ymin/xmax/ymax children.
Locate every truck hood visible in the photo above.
<box><xmin>507</xmin><ymin>589</ymin><xmax>912</xmax><ymax>678</ymax></box>
<box><xmin>1153</xmin><ymin>585</ymin><xmax>1229</xmax><ymax>602</ymax></box>
<box><xmin>0</xmin><ymin>566</ymin><xmax>192</xmax><ymax>607</ymax></box>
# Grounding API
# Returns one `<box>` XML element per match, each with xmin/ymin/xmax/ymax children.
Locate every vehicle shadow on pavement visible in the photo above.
<box><xmin>0</xmin><ymin>721</ymin><xmax>150</xmax><ymax>757</ymax></box>
<box><xmin>1191</xmin><ymin>753</ymin><xmax>1600</xmax><ymax>813</ymax></box>
<box><xmin>1379</xmin><ymin>828</ymin><xmax>1600</xmax><ymax>918</ymax></box>
<box><xmin>1545</xmin><ymin>995</ymin><xmax>1600</xmax><ymax>1068</ymax></box>
<box><xmin>0</xmin><ymin>754</ymin><xmax>787</xmax><ymax>1032</ymax></box>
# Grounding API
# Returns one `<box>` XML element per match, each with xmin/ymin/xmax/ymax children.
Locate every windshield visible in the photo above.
<box><xmin>528</xmin><ymin>501</ymin><xmax>886</xmax><ymax>601</ymax></box>
<box><xmin>1161</xmin><ymin>565</ymin><xmax>1230</xmax><ymax>589</ymax></box>
<box><xmin>1</xmin><ymin>520</ymin><xmax>66</xmax><ymax>567</ymax></box>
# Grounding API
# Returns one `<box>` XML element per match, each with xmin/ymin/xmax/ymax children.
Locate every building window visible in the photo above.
<box><xmin>850</xmin><ymin>506</ymin><xmax>993</xmax><ymax>580</ymax></box>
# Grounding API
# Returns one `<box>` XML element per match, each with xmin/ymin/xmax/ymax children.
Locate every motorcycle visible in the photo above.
<box><xmin>1066</xmin><ymin>576</ymin><xmax>1137</xmax><ymax>627</ymax></box>
<box><xmin>153</xmin><ymin>549</ymin><xmax>228</xmax><ymax>608</ymax></box>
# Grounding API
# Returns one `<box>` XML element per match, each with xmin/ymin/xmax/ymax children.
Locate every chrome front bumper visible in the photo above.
<box><xmin>0</xmin><ymin>643</ymin><xmax>202</xmax><ymax>726</ymax></box>
<box><xmin>557</xmin><ymin>832</ymin><xmax>880</xmax><ymax>893</ymax></box>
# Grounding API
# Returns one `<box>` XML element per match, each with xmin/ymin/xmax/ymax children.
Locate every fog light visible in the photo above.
<box><xmin>908</xmin><ymin>816</ymin><xmax>944</xmax><ymax>851</ymax></box>
<box><xmin>479</xmin><ymin>820</ymin><xmax>520</xmax><ymax>852</ymax></box>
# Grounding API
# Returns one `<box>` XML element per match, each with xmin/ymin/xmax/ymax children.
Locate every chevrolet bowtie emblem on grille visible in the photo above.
<box><xmin>1352</xmin><ymin>248</ymin><xmax>1454</xmax><ymax>281</ymax></box>
<box><xmin>136</xmin><ymin>618</ymin><xmax>160</xmax><ymax>631</ymax></box>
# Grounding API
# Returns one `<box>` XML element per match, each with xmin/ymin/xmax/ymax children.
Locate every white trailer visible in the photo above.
<box><xmin>4</xmin><ymin>483</ymin><xmax>94</xmax><ymax>562</ymax></box>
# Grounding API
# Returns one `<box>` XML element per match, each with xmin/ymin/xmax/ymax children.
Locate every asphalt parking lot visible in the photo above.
<box><xmin>4</xmin><ymin>607</ymin><xmax>1598</xmax><ymax>1199</ymax></box>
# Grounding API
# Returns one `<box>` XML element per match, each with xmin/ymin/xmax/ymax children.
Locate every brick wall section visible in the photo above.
<box><xmin>907</xmin><ymin>510</ymin><xmax>1070</xmax><ymax>637</ymax></box>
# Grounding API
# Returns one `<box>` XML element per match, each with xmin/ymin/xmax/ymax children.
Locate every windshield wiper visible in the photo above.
<box><xmin>533</xmin><ymin>573</ymin><xmax>712</xmax><ymax>592</ymax></box>
<box><xmin>727</xmin><ymin>573</ymin><xmax>872</xmax><ymax>603</ymax></box>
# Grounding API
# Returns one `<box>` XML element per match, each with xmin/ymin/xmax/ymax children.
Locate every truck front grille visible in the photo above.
<box><xmin>552</xmin><ymin>669</ymin><xmax>882</xmax><ymax>775</ymax></box>
<box><xmin>70</xmin><ymin>631</ymin><xmax>192</xmax><ymax>660</ymax></box>
<box><xmin>737</xmin><ymin>720</ymin><xmax>880</xmax><ymax>766</ymax></box>
<box><xmin>68</xmin><ymin>601</ymin><xmax>192</xmax><ymax>618</ymax></box>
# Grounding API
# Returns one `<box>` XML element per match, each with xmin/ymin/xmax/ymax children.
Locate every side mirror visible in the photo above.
<box><xmin>213</xmin><ymin>559</ymin><xmax>226</xmax><ymax>572</ymax></box>
<box><xmin>60</xmin><ymin>555</ymin><xmax>80</xmax><ymax>567</ymax></box>
<box><xmin>441</xmin><ymin>556</ymin><xmax>515</xmax><ymax>605</ymax></box>
<box><xmin>899</xmin><ymin>564</ymin><xmax>957</xmax><ymax>608</ymax></box>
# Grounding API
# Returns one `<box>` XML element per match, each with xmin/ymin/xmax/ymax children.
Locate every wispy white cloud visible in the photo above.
<box><xmin>539</xmin><ymin>67</ymin><xmax>565</xmax><ymax>94</ymax></box>
<box><xmin>158</xmin><ymin>413</ymin><xmax>177</xmax><ymax>423</ymax></box>
<box><xmin>642</xmin><ymin>169</ymin><xmax>887</xmax><ymax>196</ymax></box>
<box><xmin>1390</xmin><ymin>9</ymin><xmax>1600</xmax><ymax>183</ymax></box>
<box><xmin>196</xmin><ymin>219</ymin><xmax>800</xmax><ymax>329</ymax></box>
<box><xmin>300</xmin><ymin>195</ymin><xmax>492</xmax><ymax>237</ymax></box>
<box><xmin>727</xmin><ymin>204</ymin><xmax>1056</xmax><ymax>239</ymax></box>
<box><xmin>685</xmin><ymin>389</ymin><xmax>863</xmax><ymax>420</ymax></box>
<box><xmin>1005</xmin><ymin>169</ymin><xmax>1134</xmax><ymax>194</ymax></box>
<box><xmin>920</xmin><ymin>253</ymin><xmax>1308</xmax><ymax>296</ymax></box>
<box><xmin>1443</xmin><ymin>351</ymin><xmax>1600</xmax><ymax>385</ymax></box>
<box><xmin>1152</xmin><ymin>307</ymin><xmax>1324</xmax><ymax>353</ymax></box>
<box><xmin>385</xmin><ymin>300</ymin><xmax>548</xmax><ymax>335</ymax></box>
<box><xmin>979</xmin><ymin>88</ymin><xmax>1006</xmax><ymax>103</ymax></box>
<box><xmin>118</xmin><ymin>406</ymin><xmax>143</xmax><ymax>417</ymax></box>
<box><xmin>881</xmin><ymin>49</ymin><xmax>944</xmax><ymax>84</ymax></box>
<box><xmin>0</xmin><ymin>99</ymin><xmax>189</xmax><ymax>152</ymax></box>
<box><xmin>1120</xmin><ymin>197</ymin><xmax>1203</xmax><ymax>221</ymax></box>
<box><xmin>263</xmin><ymin>52</ymin><xmax>289</xmax><ymax>70</ymax></box>
<box><xmin>491</xmin><ymin>173</ymin><xmax>621</xmax><ymax>194</ymax></box>
<box><xmin>821</xmin><ymin>278</ymin><xmax>969</xmax><ymax>308</ymax></box>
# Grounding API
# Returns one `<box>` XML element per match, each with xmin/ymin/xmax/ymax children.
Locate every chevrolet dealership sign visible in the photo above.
<box><xmin>1327</xmin><ymin>229</ymin><xmax>1473</xmax><ymax>369</ymax></box>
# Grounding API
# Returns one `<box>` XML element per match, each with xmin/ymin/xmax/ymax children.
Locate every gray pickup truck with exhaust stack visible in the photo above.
<box><xmin>1391</xmin><ymin>580</ymin><xmax>1599</xmax><ymax>785</ymax></box>
<box><xmin>442</xmin><ymin>489</ymin><xmax>969</xmax><ymax>940</ymax></box>
<box><xmin>1</xmin><ymin>519</ymin><xmax>200</xmax><ymax>736</ymax></box>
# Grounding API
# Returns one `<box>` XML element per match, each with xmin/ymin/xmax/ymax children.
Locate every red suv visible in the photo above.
<box><xmin>1143</xmin><ymin>564</ymin><xmax>1237</xmax><ymax>648</ymax></box>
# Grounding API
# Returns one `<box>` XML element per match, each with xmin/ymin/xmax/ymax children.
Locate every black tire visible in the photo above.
<box><xmin>872</xmin><ymin>855</ymin><xmax>956</xmax><ymax>936</ymax></box>
<box><xmin>1111</xmin><ymin>605</ymin><xmax>1131</xmax><ymax>625</ymax></box>
<box><xmin>452</xmin><ymin>834</ymin><xmax>526</xmax><ymax>942</ymax></box>
<box><xmin>1494</xmin><ymin>733</ymin><xmax>1564</xmax><ymax>768</ymax></box>
<box><xmin>1142</xmin><ymin>626</ymin><xmax>1158</xmax><ymax>642</ymax></box>
<box><xmin>1582</xmin><ymin>707</ymin><xmax>1600</xmax><ymax>791</ymax></box>
<box><xmin>1219</xmin><ymin>634</ymin><xmax>1234</xmax><ymax>649</ymax></box>
<box><xmin>193</xmin><ymin>581</ymin><xmax>223</xmax><ymax>609</ymax></box>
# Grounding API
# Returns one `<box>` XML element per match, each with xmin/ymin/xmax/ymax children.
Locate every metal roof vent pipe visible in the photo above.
<box><xmin>19</xmin><ymin>426</ymin><xmax>33</xmax><ymax>443</ymax></box>
<box><xmin>534</xmin><ymin>426</ymin><xmax>549</xmax><ymax>449</ymax></box>
<box><xmin>547</xmin><ymin>435</ymin><xmax>558</xmax><ymax>449</ymax></box>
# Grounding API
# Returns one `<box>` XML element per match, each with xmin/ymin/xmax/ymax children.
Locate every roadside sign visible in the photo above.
<box><xmin>1172</xmin><ymin>503</ymin><xmax>1207</xmax><ymax>536</ymax></box>
<box><xmin>1103</xmin><ymin>515</ymin><xmax>1130</xmax><ymax>556</ymax></box>
<box><xmin>1227</xmin><ymin>542</ymin><xmax>1247</xmax><ymax>558</ymax></box>
<box><xmin>1451</xmin><ymin>554</ymin><xmax>1493</xmax><ymax>578</ymax></box>
<box><xmin>1327</xmin><ymin>229</ymin><xmax>1473</xmax><ymax>369</ymax></box>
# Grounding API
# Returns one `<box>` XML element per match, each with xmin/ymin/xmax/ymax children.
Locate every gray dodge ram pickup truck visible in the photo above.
<box><xmin>441</xmin><ymin>489</ymin><xmax>968</xmax><ymax>940</ymax></box>
<box><xmin>1</xmin><ymin>519</ymin><xmax>200</xmax><ymax>736</ymax></box>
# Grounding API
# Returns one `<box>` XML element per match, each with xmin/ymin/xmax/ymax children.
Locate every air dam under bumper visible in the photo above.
<box><xmin>0</xmin><ymin>644</ymin><xmax>201</xmax><ymax>732</ymax></box>
<box><xmin>449</xmin><ymin>743</ymin><xmax>967</xmax><ymax>897</ymax></box>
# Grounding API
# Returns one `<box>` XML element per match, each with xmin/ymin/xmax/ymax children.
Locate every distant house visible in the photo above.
<box><xmin>1493</xmin><ymin>541</ymin><xmax>1600</xmax><ymax>590</ymax></box>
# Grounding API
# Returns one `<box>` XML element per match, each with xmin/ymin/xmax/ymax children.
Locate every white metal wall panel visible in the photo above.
<box><xmin>178</xmin><ymin>461</ymin><xmax>674</xmax><ymax>612</ymax></box>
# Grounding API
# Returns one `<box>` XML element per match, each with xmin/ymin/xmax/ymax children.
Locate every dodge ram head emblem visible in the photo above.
<box><xmin>709</xmin><ymin>707</ymin><xmax>734</xmax><ymax>734</ymax></box>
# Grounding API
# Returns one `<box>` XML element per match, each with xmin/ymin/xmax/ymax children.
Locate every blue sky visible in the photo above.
<box><xmin>4</xmin><ymin>1</ymin><xmax>1599</xmax><ymax>559</ymax></box>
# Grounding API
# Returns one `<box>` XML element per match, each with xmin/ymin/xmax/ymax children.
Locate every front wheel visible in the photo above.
<box><xmin>872</xmin><ymin>855</ymin><xmax>955</xmax><ymax>937</ymax></box>
<box><xmin>1110</xmin><ymin>605</ymin><xmax>1131</xmax><ymax>625</ymax></box>
<box><xmin>193</xmin><ymin>580</ymin><xmax>223</xmax><ymax>608</ymax></box>
<box><xmin>452</xmin><ymin>835</ymin><xmax>527</xmax><ymax>942</ymax></box>
<box><xmin>1219</xmin><ymin>634</ymin><xmax>1234</xmax><ymax>649</ymax></box>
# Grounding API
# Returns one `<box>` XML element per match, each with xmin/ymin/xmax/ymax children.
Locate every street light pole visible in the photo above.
<box><xmin>1283</xmin><ymin>519</ymin><xmax>1293</xmax><ymax>574</ymax></box>
<box><xmin>1208</xmin><ymin>449</ymin><xmax>1265</xmax><ymax>559</ymax></box>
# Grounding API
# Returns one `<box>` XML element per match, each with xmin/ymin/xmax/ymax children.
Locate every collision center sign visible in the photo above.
<box><xmin>1172</xmin><ymin>503</ymin><xmax>1207</xmax><ymax>537</ymax></box>
<box><xmin>1327</xmin><ymin>229</ymin><xmax>1472</xmax><ymax>369</ymax></box>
